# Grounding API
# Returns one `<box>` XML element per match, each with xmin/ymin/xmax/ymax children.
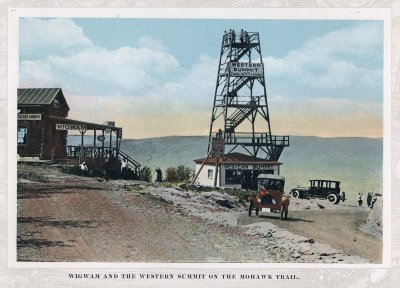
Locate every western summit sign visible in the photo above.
<box><xmin>224</xmin><ymin>163</ymin><xmax>274</xmax><ymax>170</ymax></box>
<box><xmin>229</xmin><ymin>62</ymin><xmax>263</xmax><ymax>77</ymax></box>
<box><xmin>56</xmin><ymin>124</ymin><xmax>87</xmax><ymax>131</ymax></box>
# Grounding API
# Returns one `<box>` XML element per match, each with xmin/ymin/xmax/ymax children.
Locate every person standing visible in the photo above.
<box><xmin>367</xmin><ymin>192</ymin><xmax>372</xmax><ymax>207</ymax></box>
<box><xmin>358</xmin><ymin>193</ymin><xmax>364</xmax><ymax>206</ymax></box>
<box><xmin>155</xmin><ymin>167</ymin><xmax>163</xmax><ymax>182</ymax></box>
<box><xmin>79</xmin><ymin>161</ymin><xmax>88</xmax><ymax>176</ymax></box>
<box><xmin>259</xmin><ymin>184</ymin><xmax>268</xmax><ymax>204</ymax></box>
<box><xmin>121</xmin><ymin>158</ymin><xmax>128</xmax><ymax>179</ymax></box>
<box><xmin>341</xmin><ymin>191</ymin><xmax>346</xmax><ymax>202</ymax></box>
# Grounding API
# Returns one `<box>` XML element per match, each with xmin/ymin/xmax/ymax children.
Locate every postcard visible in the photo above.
<box><xmin>1</xmin><ymin>2</ymin><xmax>398</xmax><ymax>288</ymax></box>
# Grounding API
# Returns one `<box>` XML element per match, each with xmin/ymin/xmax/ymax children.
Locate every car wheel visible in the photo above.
<box><xmin>327</xmin><ymin>193</ymin><xmax>338</xmax><ymax>204</ymax></box>
<box><xmin>291</xmin><ymin>190</ymin><xmax>300</xmax><ymax>199</ymax></box>
<box><xmin>248</xmin><ymin>202</ymin><xmax>253</xmax><ymax>217</ymax></box>
<box><xmin>334</xmin><ymin>195</ymin><xmax>341</xmax><ymax>204</ymax></box>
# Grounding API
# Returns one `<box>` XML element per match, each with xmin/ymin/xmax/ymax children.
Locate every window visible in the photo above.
<box><xmin>53</xmin><ymin>98</ymin><xmax>59</xmax><ymax>108</ymax></box>
<box><xmin>258</xmin><ymin>178</ymin><xmax>284</xmax><ymax>192</ymax></box>
<box><xmin>225</xmin><ymin>170</ymin><xmax>242</xmax><ymax>185</ymax></box>
<box><xmin>17</xmin><ymin>127</ymin><xmax>27</xmax><ymax>144</ymax></box>
<box><xmin>207</xmin><ymin>169</ymin><xmax>213</xmax><ymax>179</ymax></box>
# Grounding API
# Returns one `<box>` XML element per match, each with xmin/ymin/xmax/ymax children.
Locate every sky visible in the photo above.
<box><xmin>19</xmin><ymin>17</ymin><xmax>384</xmax><ymax>139</ymax></box>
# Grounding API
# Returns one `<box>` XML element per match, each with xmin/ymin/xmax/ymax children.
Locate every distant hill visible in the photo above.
<box><xmin>120</xmin><ymin>136</ymin><xmax>208</xmax><ymax>170</ymax></box>
<box><xmin>68</xmin><ymin>135</ymin><xmax>383</xmax><ymax>200</ymax></box>
<box><xmin>278</xmin><ymin>136</ymin><xmax>383</xmax><ymax>200</ymax></box>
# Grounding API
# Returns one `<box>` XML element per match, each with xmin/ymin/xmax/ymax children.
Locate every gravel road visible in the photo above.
<box><xmin>16</xmin><ymin>163</ymin><xmax>381</xmax><ymax>263</ymax></box>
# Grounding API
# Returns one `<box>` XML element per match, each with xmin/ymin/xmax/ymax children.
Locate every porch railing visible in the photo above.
<box><xmin>65</xmin><ymin>145</ymin><xmax>141</xmax><ymax>175</ymax></box>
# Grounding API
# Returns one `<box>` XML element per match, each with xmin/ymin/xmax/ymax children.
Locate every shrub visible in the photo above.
<box><xmin>166</xmin><ymin>165</ymin><xmax>194</xmax><ymax>183</ymax></box>
<box><xmin>140</xmin><ymin>166</ymin><xmax>153</xmax><ymax>182</ymax></box>
<box><xmin>165</xmin><ymin>167</ymin><xmax>179</xmax><ymax>182</ymax></box>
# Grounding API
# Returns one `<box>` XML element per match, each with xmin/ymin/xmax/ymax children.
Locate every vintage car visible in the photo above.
<box><xmin>290</xmin><ymin>179</ymin><xmax>342</xmax><ymax>204</ymax></box>
<box><xmin>248</xmin><ymin>174</ymin><xmax>290</xmax><ymax>220</ymax></box>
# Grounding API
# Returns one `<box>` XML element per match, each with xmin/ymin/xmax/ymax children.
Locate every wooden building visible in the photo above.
<box><xmin>18</xmin><ymin>88</ymin><xmax>70</xmax><ymax>159</ymax></box>
<box><xmin>17</xmin><ymin>88</ymin><xmax>140</xmax><ymax>176</ymax></box>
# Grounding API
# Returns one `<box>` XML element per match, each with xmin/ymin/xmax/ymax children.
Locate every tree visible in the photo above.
<box><xmin>140</xmin><ymin>166</ymin><xmax>153</xmax><ymax>182</ymax></box>
<box><xmin>176</xmin><ymin>165</ymin><xmax>187</xmax><ymax>181</ymax></box>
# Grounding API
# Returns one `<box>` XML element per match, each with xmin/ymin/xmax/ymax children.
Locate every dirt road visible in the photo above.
<box><xmin>18</xmin><ymin>178</ymin><xmax>259</xmax><ymax>262</ymax></box>
<box><xmin>16</xmin><ymin>163</ymin><xmax>381</xmax><ymax>263</ymax></box>
<box><xmin>239</xmin><ymin>209</ymin><xmax>381</xmax><ymax>263</ymax></box>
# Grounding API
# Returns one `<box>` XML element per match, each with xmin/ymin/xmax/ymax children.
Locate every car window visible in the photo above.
<box><xmin>259</xmin><ymin>179</ymin><xmax>284</xmax><ymax>191</ymax></box>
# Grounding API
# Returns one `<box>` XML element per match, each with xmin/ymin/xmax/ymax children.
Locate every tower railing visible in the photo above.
<box><xmin>224</xmin><ymin>133</ymin><xmax>289</xmax><ymax>147</ymax></box>
<box><xmin>222</xmin><ymin>31</ymin><xmax>259</xmax><ymax>46</ymax></box>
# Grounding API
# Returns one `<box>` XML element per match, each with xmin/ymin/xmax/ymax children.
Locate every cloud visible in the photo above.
<box><xmin>20</xmin><ymin>38</ymin><xmax>181</xmax><ymax>96</ymax></box>
<box><xmin>18</xmin><ymin>19</ymin><xmax>383</xmax><ymax>138</ymax></box>
<box><xmin>304</xmin><ymin>22</ymin><xmax>382</xmax><ymax>57</ymax></box>
<box><xmin>64</xmin><ymin>55</ymin><xmax>218</xmax><ymax>138</ymax></box>
<box><xmin>137</xmin><ymin>36</ymin><xmax>168</xmax><ymax>52</ymax></box>
<box><xmin>264</xmin><ymin>22</ymin><xmax>383</xmax><ymax>94</ymax></box>
<box><xmin>20</xmin><ymin>18</ymin><xmax>93</xmax><ymax>59</ymax></box>
<box><xmin>19</xmin><ymin>18</ymin><xmax>215</xmax><ymax>137</ymax></box>
<box><xmin>152</xmin><ymin>55</ymin><xmax>217</xmax><ymax>107</ymax></box>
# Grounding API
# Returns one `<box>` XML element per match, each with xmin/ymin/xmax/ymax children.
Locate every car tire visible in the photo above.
<box><xmin>248</xmin><ymin>202</ymin><xmax>253</xmax><ymax>217</ymax></box>
<box><xmin>291</xmin><ymin>190</ymin><xmax>300</xmax><ymax>199</ymax></box>
<box><xmin>334</xmin><ymin>195</ymin><xmax>341</xmax><ymax>204</ymax></box>
<box><xmin>327</xmin><ymin>193</ymin><xmax>338</xmax><ymax>204</ymax></box>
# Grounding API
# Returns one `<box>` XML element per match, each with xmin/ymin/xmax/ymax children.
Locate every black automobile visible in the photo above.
<box><xmin>290</xmin><ymin>179</ymin><xmax>343</xmax><ymax>204</ymax></box>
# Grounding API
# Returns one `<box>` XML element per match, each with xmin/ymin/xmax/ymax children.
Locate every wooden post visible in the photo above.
<box><xmin>115</xmin><ymin>130</ymin><xmax>119</xmax><ymax>158</ymax></box>
<box><xmin>101</xmin><ymin>130</ymin><xmax>105</xmax><ymax>157</ymax></box>
<box><xmin>93</xmin><ymin>130</ymin><xmax>96</xmax><ymax>157</ymax></box>
<box><xmin>214</xmin><ymin>157</ymin><xmax>219</xmax><ymax>187</ymax></box>
<box><xmin>109</xmin><ymin>130</ymin><xmax>112</xmax><ymax>156</ymax></box>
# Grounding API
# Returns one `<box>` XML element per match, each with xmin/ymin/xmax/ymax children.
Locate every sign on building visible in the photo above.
<box><xmin>18</xmin><ymin>114</ymin><xmax>41</xmax><ymax>120</ymax></box>
<box><xmin>211</xmin><ymin>137</ymin><xmax>224</xmax><ymax>157</ymax></box>
<box><xmin>97</xmin><ymin>135</ymin><xmax>105</xmax><ymax>142</ymax></box>
<box><xmin>225</xmin><ymin>163</ymin><xmax>274</xmax><ymax>170</ymax></box>
<box><xmin>229</xmin><ymin>62</ymin><xmax>263</xmax><ymax>77</ymax></box>
<box><xmin>56</xmin><ymin>124</ymin><xmax>87</xmax><ymax>131</ymax></box>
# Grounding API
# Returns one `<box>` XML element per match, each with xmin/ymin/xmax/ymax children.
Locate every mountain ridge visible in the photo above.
<box><xmin>68</xmin><ymin>135</ymin><xmax>383</xmax><ymax>200</ymax></box>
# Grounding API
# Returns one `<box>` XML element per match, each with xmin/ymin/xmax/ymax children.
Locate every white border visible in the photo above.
<box><xmin>8</xmin><ymin>7</ymin><xmax>392</xmax><ymax>270</ymax></box>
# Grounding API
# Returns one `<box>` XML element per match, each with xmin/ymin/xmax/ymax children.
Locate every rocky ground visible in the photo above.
<box><xmin>16</xmin><ymin>163</ymin><xmax>382</xmax><ymax>263</ymax></box>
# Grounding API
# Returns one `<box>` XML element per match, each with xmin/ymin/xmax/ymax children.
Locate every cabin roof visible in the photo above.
<box><xmin>18</xmin><ymin>88</ymin><xmax>67</xmax><ymax>107</ymax></box>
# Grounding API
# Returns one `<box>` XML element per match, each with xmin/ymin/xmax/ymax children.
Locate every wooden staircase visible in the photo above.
<box><xmin>225</xmin><ymin>98</ymin><xmax>258</xmax><ymax>133</ymax></box>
